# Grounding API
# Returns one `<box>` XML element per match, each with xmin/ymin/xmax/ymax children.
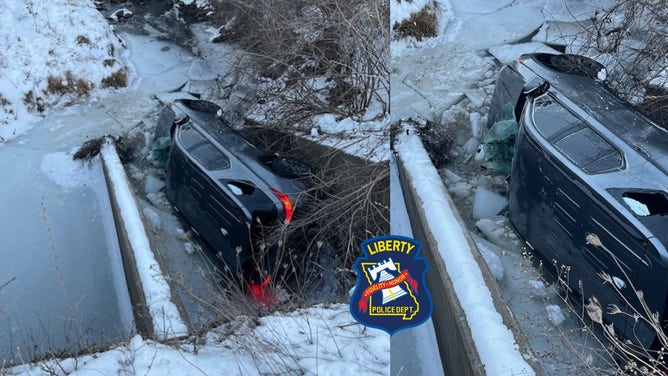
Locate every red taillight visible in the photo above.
<box><xmin>248</xmin><ymin>276</ymin><xmax>273</xmax><ymax>306</ymax></box>
<box><xmin>271</xmin><ymin>188</ymin><xmax>294</xmax><ymax>223</ymax></box>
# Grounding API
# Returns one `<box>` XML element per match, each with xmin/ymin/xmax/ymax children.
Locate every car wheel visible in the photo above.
<box><xmin>271</xmin><ymin>157</ymin><xmax>312</xmax><ymax>179</ymax></box>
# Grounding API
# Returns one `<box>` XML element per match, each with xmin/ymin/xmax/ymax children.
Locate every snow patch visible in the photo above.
<box><xmin>546</xmin><ymin>304</ymin><xmax>566</xmax><ymax>325</ymax></box>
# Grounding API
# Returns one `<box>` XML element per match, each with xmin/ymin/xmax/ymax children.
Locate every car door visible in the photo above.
<box><xmin>575</xmin><ymin>197</ymin><xmax>643</xmax><ymax>336</ymax></box>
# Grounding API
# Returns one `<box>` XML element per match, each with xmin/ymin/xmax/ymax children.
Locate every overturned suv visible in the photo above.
<box><xmin>155</xmin><ymin>99</ymin><xmax>311</xmax><ymax>270</ymax></box>
<box><xmin>490</xmin><ymin>53</ymin><xmax>668</xmax><ymax>349</ymax></box>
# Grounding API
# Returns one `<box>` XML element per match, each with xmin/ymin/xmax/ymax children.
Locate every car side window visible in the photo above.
<box><xmin>532</xmin><ymin>96</ymin><xmax>623</xmax><ymax>174</ymax></box>
<box><xmin>178</xmin><ymin>124</ymin><xmax>205</xmax><ymax>150</ymax></box>
<box><xmin>190</xmin><ymin>142</ymin><xmax>231</xmax><ymax>170</ymax></box>
<box><xmin>178</xmin><ymin>125</ymin><xmax>231</xmax><ymax>170</ymax></box>
<box><xmin>531</xmin><ymin>95</ymin><xmax>580</xmax><ymax>140</ymax></box>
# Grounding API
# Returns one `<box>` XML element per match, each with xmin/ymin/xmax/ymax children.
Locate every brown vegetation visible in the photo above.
<box><xmin>209</xmin><ymin>0</ymin><xmax>389</xmax><ymax>122</ymax></box>
<box><xmin>101</xmin><ymin>69</ymin><xmax>128</xmax><ymax>89</ymax></box>
<box><xmin>393</xmin><ymin>5</ymin><xmax>438</xmax><ymax>41</ymax></box>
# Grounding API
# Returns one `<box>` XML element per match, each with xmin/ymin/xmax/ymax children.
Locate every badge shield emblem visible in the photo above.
<box><xmin>350</xmin><ymin>235</ymin><xmax>432</xmax><ymax>335</ymax></box>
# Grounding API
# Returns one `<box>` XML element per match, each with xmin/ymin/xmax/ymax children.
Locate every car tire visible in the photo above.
<box><xmin>271</xmin><ymin>157</ymin><xmax>312</xmax><ymax>179</ymax></box>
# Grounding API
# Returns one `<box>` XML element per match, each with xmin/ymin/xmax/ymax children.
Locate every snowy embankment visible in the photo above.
<box><xmin>101</xmin><ymin>142</ymin><xmax>189</xmax><ymax>340</ymax></box>
<box><xmin>0</xmin><ymin>0</ymin><xmax>126</xmax><ymax>141</ymax></box>
<box><xmin>394</xmin><ymin>126</ymin><xmax>535</xmax><ymax>375</ymax></box>
<box><xmin>11</xmin><ymin>303</ymin><xmax>389</xmax><ymax>376</ymax></box>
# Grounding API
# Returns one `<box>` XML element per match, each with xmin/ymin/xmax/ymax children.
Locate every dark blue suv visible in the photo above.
<box><xmin>156</xmin><ymin>99</ymin><xmax>311</xmax><ymax>270</ymax></box>
<box><xmin>491</xmin><ymin>53</ymin><xmax>668</xmax><ymax>350</ymax></box>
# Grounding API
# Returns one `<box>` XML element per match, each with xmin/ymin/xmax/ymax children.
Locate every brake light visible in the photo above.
<box><xmin>271</xmin><ymin>189</ymin><xmax>294</xmax><ymax>223</ymax></box>
<box><xmin>248</xmin><ymin>276</ymin><xmax>272</xmax><ymax>306</ymax></box>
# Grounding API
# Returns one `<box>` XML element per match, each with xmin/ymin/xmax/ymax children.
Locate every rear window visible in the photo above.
<box><xmin>622</xmin><ymin>191</ymin><xmax>668</xmax><ymax>217</ymax></box>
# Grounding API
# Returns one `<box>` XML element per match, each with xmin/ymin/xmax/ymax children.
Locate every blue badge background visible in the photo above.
<box><xmin>349</xmin><ymin>235</ymin><xmax>433</xmax><ymax>335</ymax></box>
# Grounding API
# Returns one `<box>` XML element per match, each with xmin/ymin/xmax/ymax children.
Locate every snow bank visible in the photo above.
<box><xmin>100</xmin><ymin>142</ymin><xmax>188</xmax><ymax>339</ymax></box>
<box><xmin>12</xmin><ymin>304</ymin><xmax>388</xmax><ymax>376</ymax></box>
<box><xmin>0</xmin><ymin>0</ymin><xmax>126</xmax><ymax>141</ymax></box>
<box><xmin>394</xmin><ymin>126</ymin><xmax>534</xmax><ymax>376</ymax></box>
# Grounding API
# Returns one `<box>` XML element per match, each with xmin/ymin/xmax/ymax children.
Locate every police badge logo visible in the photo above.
<box><xmin>350</xmin><ymin>235</ymin><xmax>432</xmax><ymax>335</ymax></box>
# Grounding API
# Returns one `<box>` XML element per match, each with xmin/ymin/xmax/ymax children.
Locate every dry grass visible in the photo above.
<box><xmin>392</xmin><ymin>5</ymin><xmax>438</xmax><ymax>41</ymax></box>
<box><xmin>101</xmin><ymin>69</ymin><xmax>128</xmax><ymax>89</ymax></box>
<box><xmin>46</xmin><ymin>71</ymin><xmax>92</xmax><ymax>97</ymax></box>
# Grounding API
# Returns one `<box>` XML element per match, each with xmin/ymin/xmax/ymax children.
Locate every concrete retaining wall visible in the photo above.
<box><xmin>102</xmin><ymin>151</ymin><xmax>154</xmax><ymax>338</ymax></box>
<box><xmin>395</xmin><ymin>148</ymin><xmax>543</xmax><ymax>375</ymax></box>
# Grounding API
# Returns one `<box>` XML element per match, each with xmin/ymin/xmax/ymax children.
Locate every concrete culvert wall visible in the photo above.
<box><xmin>394</xmin><ymin>129</ymin><xmax>544</xmax><ymax>376</ymax></box>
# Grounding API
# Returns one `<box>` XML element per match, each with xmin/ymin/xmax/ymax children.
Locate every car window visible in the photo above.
<box><xmin>178</xmin><ymin>124</ymin><xmax>205</xmax><ymax>150</ymax></box>
<box><xmin>531</xmin><ymin>95</ymin><xmax>581</xmax><ymax>140</ymax></box>
<box><xmin>178</xmin><ymin>125</ymin><xmax>231</xmax><ymax>170</ymax></box>
<box><xmin>190</xmin><ymin>142</ymin><xmax>231</xmax><ymax>170</ymax></box>
<box><xmin>554</xmin><ymin>127</ymin><xmax>623</xmax><ymax>174</ymax></box>
<box><xmin>532</xmin><ymin>96</ymin><xmax>623</xmax><ymax>174</ymax></box>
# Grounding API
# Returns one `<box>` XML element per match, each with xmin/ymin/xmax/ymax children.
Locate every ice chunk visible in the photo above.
<box><xmin>623</xmin><ymin>196</ymin><xmax>650</xmax><ymax>216</ymax></box>
<box><xmin>462</xmin><ymin>137</ymin><xmax>481</xmax><ymax>155</ymax></box>
<box><xmin>488</xmin><ymin>42</ymin><xmax>561</xmax><ymax>65</ymax></box>
<box><xmin>473</xmin><ymin>187</ymin><xmax>508</xmax><ymax>219</ymax></box>
<box><xmin>144</xmin><ymin>175</ymin><xmax>165</xmax><ymax>194</ymax></box>
<box><xmin>476</xmin><ymin>216</ymin><xmax>519</xmax><ymax>250</ymax></box>
<box><xmin>464</xmin><ymin>89</ymin><xmax>485</xmax><ymax>108</ymax></box>
<box><xmin>142</xmin><ymin>206</ymin><xmax>162</xmax><ymax>232</ymax></box>
<box><xmin>470</xmin><ymin>112</ymin><xmax>483</xmax><ymax>138</ymax></box>
<box><xmin>546</xmin><ymin>304</ymin><xmax>565</xmax><ymax>325</ymax></box>
<box><xmin>448</xmin><ymin>181</ymin><xmax>473</xmax><ymax>199</ymax></box>
<box><xmin>443</xmin><ymin>168</ymin><xmax>463</xmax><ymax>183</ymax></box>
<box><xmin>476</xmin><ymin>241</ymin><xmax>504</xmax><ymax>282</ymax></box>
<box><xmin>184</xmin><ymin>242</ymin><xmax>195</xmax><ymax>255</ymax></box>
<box><xmin>188</xmin><ymin>59</ymin><xmax>218</xmax><ymax>81</ymax></box>
<box><xmin>597</xmin><ymin>68</ymin><xmax>607</xmax><ymax>81</ymax></box>
<box><xmin>310</xmin><ymin>127</ymin><xmax>319</xmax><ymax>137</ymax></box>
<box><xmin>146</xmin><ymin>192</ymin><xmax>169</xmax><ymax>208</ymax></box>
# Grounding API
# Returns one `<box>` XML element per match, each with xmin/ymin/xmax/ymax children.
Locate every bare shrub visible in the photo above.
<box><xmin>417</xmin><ymin>120</ymin><xmax>454</xmax><ymax>169</ymax></box>
<box><xmin>209</xmin><ymin>0</ymin><xmax>389</xmax><ymax>121</ymax></box>
<box><xmin>101</xmin><ymin>69</ymin><xmax>128</xmax><ymax>89</ymax></box>
<box><xmin>75</xmin><ymin>35</ymin><xmax>90</xmax><ymax>45</ymax></box>
<box><xmin>576</xmin><ymin>0</ymin><xmax>668</xmax><ymax>125</ymax></box>
<box><xmin>392</xmin><ymin>5</ymin><xmax>438</xmax><ymax>41</ymax></box>
<box><xmin>541</xmin><ymin>234</ymin><xmax>668</xmax><ymax>374</ymax></box>
<box><xmin>240</xmin><ymin>127</ymin><xmax>390</xmax><ymax>294</ymax></box>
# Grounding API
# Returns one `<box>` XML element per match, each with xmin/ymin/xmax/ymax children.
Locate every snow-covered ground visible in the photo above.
<box><xmin>2</xmin><ymin>1</ymin><xmax>391</xmax><ymax>374</ymax></box>
<box><xmin>0</xmin><ymin>0</ymin><xmax>127</xmax><ymax>140</ymax></box>
<box><xmin>11</xmin><ymin>304</ymin><xmax>389</xmax><ymax>376</ymax></box>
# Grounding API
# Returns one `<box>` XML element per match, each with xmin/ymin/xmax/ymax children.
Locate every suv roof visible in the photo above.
<box><xmin>513</xmin><ymin>53</ymin><xmax>668</xmax><ymax>253</ymax></box>
<box><xmin>517</xmin><ymin>54</ymin><xmax>668</xmax><ymax>176</ymax></box>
